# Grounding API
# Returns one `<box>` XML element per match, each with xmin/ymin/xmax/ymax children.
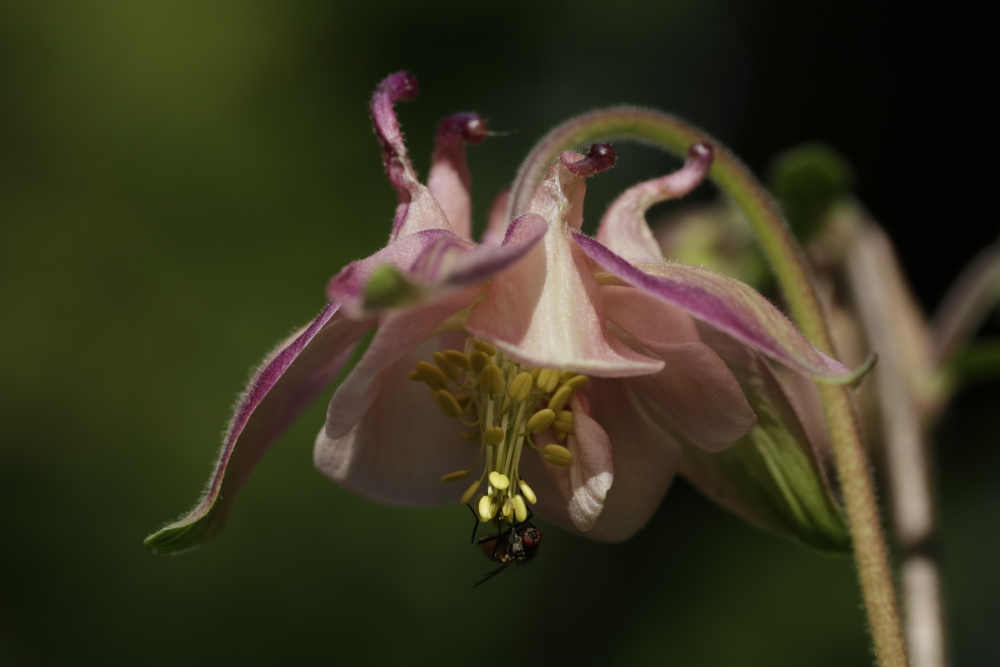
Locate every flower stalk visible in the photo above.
<box><xmin>512</xmin><ymin>108</ymin><xmax>907</xmax><ymax>667</ymax></box>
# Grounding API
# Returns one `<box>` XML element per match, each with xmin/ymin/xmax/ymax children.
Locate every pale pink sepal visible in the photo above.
<box><xmin>467</xmin><ymin>161</ymin><xmax>663</xmax><ymax>376</ymax></box>
<box><xmin>574</xmin><ymin>232</ymin><xmax>853</xmax><ymax>381</ymax></box>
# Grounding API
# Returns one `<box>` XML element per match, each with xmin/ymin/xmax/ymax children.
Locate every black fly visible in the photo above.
<box><xmin>470</xmin><ymin>509</ymin><xmax>542</xmax><ymax>587</ymax></box>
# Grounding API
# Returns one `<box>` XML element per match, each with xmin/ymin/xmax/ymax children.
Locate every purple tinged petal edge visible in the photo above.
<box><xmin>572</xmin><ymin>232</ymin><xmax>858</xmax><ymax>381</ymax></box>
<box><xmin>145</xmin><ymin>302</ymin><xmax>370</xmax><ymax>554</ymax></box>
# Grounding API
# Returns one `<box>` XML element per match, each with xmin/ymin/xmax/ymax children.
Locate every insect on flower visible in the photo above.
<box><xmin>472</xmin><ymin>513</ymin><xmax>542</xmax><ymax>588</ymax></box>
<box><xmin>146</xmin><ymin>70</ymin><xmax>860</xmax><ymax>569</ymax></box>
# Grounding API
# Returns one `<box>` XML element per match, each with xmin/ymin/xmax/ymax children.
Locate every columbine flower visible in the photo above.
<box><xmin>146</xmin><ymin>72</ymin><xmax>856</xmax><ymax>554</ymax></box>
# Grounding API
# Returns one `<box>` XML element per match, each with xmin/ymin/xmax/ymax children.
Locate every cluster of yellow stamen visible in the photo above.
<box><xmin>408</xmin><ymin>338</ymin><xmax>588</xmax><ymax>526</ymax></box>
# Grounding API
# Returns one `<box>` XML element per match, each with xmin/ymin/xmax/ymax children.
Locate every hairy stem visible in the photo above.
<box><xmin>512</xmin><ymin>108</ymin><xmax>907</xmax><ymax>666</ymax></box>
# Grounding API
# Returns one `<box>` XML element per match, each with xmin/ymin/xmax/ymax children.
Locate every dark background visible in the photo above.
<box><xmin>2</xmin><ymin>1</ymin><xmax>997</xmax><ymax>665</ymax></box>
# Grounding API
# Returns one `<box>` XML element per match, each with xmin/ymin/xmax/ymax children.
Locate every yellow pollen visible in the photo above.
<box><xmin>472</xmin><ymin>339</ymin><xmax>497</xmax><ymax>356</ymax></box>
<box><xmin>460</xmin><ymin>480</ymin><xmax>481</xmax><ymax>505</ymax></box>
<box><xmin>547</xmin><ymin>384</ymin><xmax>573</xmax><ymax>411</ymax></box>
<box><xmin>513</xmin><ymin>495</ymin><xmax>528</xmax><ymax>522</ymax></box>
<box><xmin>482</xmin><ymin>426</ymin><xmax>505</xmax><ymax>446</ymax></box>
<box><xmin>507</xmin><ymin>371</ymin><xmax>534</xmax><ymax>403</ymax></box>
<box><xmin>553</xmin><ymin>410</ymin><xmax>574</xmax><ymax>433</ymax></box>
<box><xmin>536</xmin><ymin>369</ymin><xmax>560</xmax><ymax>393</ymax></box>
<box><xmin>432</xmin><ymin>390</ymin><xmax>463</xmax><ymax>417</ymax></box>
<box><xmin>440</xmin><ymin>469</ymin><xmax>471</xmax><ymax>483</ymax></box>
<box><xmin>501</xmin><ymin>496</ymin><xmax>513</xmax><ymax>519</ymax></box>
<box><xmin>477</xmin><ymin>494</ymin><xmax>497</xmax><ymax>522</ymax></box>
<box><xmin>470</xmin><ymin>351</ymin><xmax>491</xmax><ymax>374</ymax></box>
<box><xmin>432</xmin><ymin>351</ymin><xmax>461</xmax><ymax>381</ymax></box>
<box><xmin>543</xmin><ymin>443</ymin><xmax>574</xmax><ymax>466</ymax></box>
<box><xmin>527</xmin><ymin>408</ymin><xmax>556</xmax><ymax>434</ymax></box>
<box><xmin>479</xmin><ymin>364</ymin><xmax>504</xmax><ymax>395</ymax></box>
<box><xmin>443</xmin><ymin>349</ymin><xmax>471</xmax><ymax>370</ymax></box>
<box><xmin>414</xmin><ymin>361</ymin><xmax>449</xmax><ymax>390</ymax></box>
<box><xmin>415</xmin><ymin>341</ymin><xmax>588</xmax><ymax>527</ymax></box>
<box><xmin>488</xmin><ymin>471</ymin><xmax>510</xmax><ymax>490</ymax></box>
<box><xmin>518</xmin><ymin>480</ymin><xmax>537</xmax><ymax>504</ymax></box>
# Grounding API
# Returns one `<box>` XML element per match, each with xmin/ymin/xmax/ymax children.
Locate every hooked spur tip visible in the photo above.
<box><xmin>688</xmin><ymin>141</ymin><xmax>713</xmax><ymax>163</ymax></box>
<box><xmin>437</xmin><ymin>112</ymin><xmax>489</xmax><ymax>145</ymax></box>
<box><xmin>562</xmin><ymin>142</ymin><xmax>617</xmax><ymax>176</ymax></box>
<box><xmin>378</xmin><ymin>71</ymin><xmax>419</xmax><ymax>103</ymax></box>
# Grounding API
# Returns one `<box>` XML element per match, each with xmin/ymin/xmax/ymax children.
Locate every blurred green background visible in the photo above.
<box><xmin>2</xmin><ymin>2</ymin><xmax>997</xmax><ymax>665</ymax></box>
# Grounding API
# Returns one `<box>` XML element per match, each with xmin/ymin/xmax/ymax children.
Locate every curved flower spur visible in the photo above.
<box><xmin>146</xmin><ymin>72</ymin><xmax>861</xmax><ymax>562</ymax></box>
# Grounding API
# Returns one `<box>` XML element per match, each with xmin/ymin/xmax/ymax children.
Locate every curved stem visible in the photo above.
<box><xmin>513</xmin><ymin>108</ymin><xmax>907</xmax><ymax>666</ymax></box>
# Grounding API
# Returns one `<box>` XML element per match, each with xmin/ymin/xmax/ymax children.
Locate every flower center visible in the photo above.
<box><xmin>408</xmin><ymin>338</ymin><xmax>587</xmax><ymax>527</ymax></box>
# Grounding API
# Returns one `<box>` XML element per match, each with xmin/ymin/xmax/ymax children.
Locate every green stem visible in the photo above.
<box><xmin>512</xmin><ymin>108</ymin><xmax>907</xmax><ymax>666</ymax></box>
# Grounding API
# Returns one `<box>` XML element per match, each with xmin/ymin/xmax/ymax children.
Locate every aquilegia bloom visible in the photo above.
<box><xmin>146</xmin><ymin>72</ymin><xmax>855</xmax><ymax>554</ymax></box>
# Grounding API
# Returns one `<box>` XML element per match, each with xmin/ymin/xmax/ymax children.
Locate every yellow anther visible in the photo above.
<box><xmin>432</xmin><ymin>390</ymin><xmax>463</xmax><ymax>418</ymax></box>
<box><xmin>433</xmin><ymin>351</ymin><xmax>461</xmax><ymax>381</ymax></box>
<box><xmin>518</xmin><ymin>480</ymin><xmax>537</xmax><ymax>504</ymax></box>
<box><xmin>473</xmin><ymin>339</ymin><xmax>497</xmax><ymax>356</ymax></box>
<box><xmin>553</xmin><ymin>410</ymin><xmax>574</xmax><ymax>433</ymax></box>
<box><xmin>488</xmin><ymin>471</ymin><xmax>510</xmax><ymax>490</ymax></box>
<box><xmin>482</xmin><ymin>426</ymin><xmax>505</xmax><ymax>446</ymax></box>
<box><xmin>459</xmin><ymin>430</ymin><xmax>479</xmax><ymax>441</ymax></box>
<box><xmin>470</xmin><ymin>351</ymin><xmax>491</xmax><ymax>374</ymax></box>
<box><xmin>530</xmin><ymin>368</ymin><xmax>541</xmax><ymax>380</ymax></box>
<box><xmin>479</xmin><ymin>363</ymin><xmax>504</xmax><ymax>395</ymax></box>
<box><xmin>407</xmin><ymin>370</ymin><xmax>421</xmax><ymax>381</ymax></box>
<box><xmin>415</xmin><ymin>361</ymin><xmax>449</xmax><ymax>390</ymax></box>
<box><xmin>440</xmin><ymin>469</ymin><xmax>471</xmax><ymax>484</ymax></box>
<box><xmin>443</xmin><ymin>349</ymin><xmax>471</xmax><ymax>370</ymax></box>
<box><xmin>543</xmin><ymin>443</ymin><xmax>574</xmax><ymax>466</ymax></box>
<box><xmin>501</xmin><ymin>496</ymin><xmax>513</xmax><ymax>519</ymax></box>
<box><xmin>526</xmin><ymin>408</ymin><xmax>556</xmax><ymax>434</ymax></box>
<box><xmin>563</xmin><ymin>374</ymin><xmax>589</xmax><ymax>391</ymax></box>
<box><xmin>559</xmin><ymin>370</ymin><xmax>575</xmax><ymax>383</ymax></box>
<box><xmin>506</xmin><ymin>371</ymin><xmax>534</xmax><ymax>403</ymax></box>
<box><xmin>536</xmin><ymin>369</ymin><xmax>560</xmax><ymax>393</ymax></box>
<box><xmin>547</xmin><ymin>384</ymin><xmax>573</xmax><ymax>411</ymax></box>
<box><xmin>477</xmin><ymin>494</ymin><xmax>497</xmax><ymax>522</ymax></box>
<box><xmin>512</xmin><ymin>495</ymin><xmax>528</xmax><ymax>522</ymax></box>
<box><xmin>460</xmin><ymin>480</ymin><xmax>481</xmax><ymax>505</ymax></box>
<box><xmin>501</xmin><ymin>396</ymin><xmax>512</xmax><ymax>414</ymax></box>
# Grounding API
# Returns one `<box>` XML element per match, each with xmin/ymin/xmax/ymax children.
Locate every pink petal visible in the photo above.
<box><xmin>467</xmin><ymin>161</ymin><xmax>663</xmax><ymax>376</ymax></box>
<box><xmin>596</xmin><ymin>142</ymin><xmax>713</xmax><ymax>263</ymax></box>
<box><xmin>601</xmin><ymin>285</ymin><xmax>756</xmax><ymax>451</ymax></box>
<box><xmin>520</xmin><ymin>394</ymin><xmax>614</xmax><ymax>533</ymax></box>
<box><xmin>145</xmin><ymin>303</ymin><xmax>373</xmax><ymax>553</ymax></box>
<box><xmin>314</xmin><ymin>331</ymin><xmax>477</xmax><ymax>506</ymax></box>
<box><xmin>578</xmin><ymin>380</ymin><xmax>684</xmax><ymax>542</ymax></box>
<box><xmin>427</xmin><ymin>113</ymin><xmax>488</xmax><ymax>240</ymax></box>
<box><xmin>574</xmin><ymin>232</ymin><xmax>855</xmax><ymax>381</ymax></box>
